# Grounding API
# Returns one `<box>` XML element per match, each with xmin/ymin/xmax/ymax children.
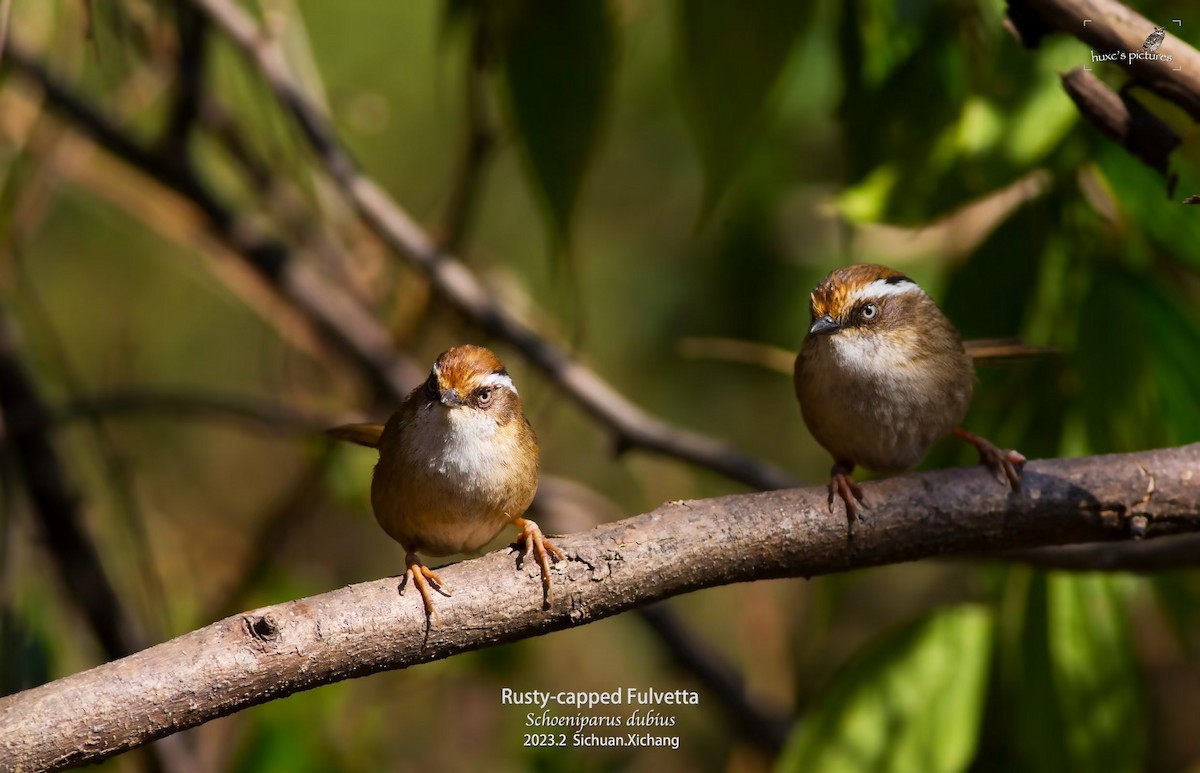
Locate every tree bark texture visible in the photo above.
<box><xmin>2</xmin><ymin>444</ymin><xmax>1199</xmax><ymax>770</ymax></box>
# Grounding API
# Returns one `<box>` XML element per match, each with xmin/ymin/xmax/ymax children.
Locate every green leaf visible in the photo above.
<box><xmin>499</xmin><ymin>0</ymin><xmax>616</xmax><ymax>243</ymax></box>
<box><xmin>0</xmin><ymin>606</ymin><xmax>52</xmax><ymax>697</ymax></box>
<box><xmin>1151</xmin><ymin>574</ymin><xmax>1200</xmax><ymax>656</ymax></box>
<box><xmin>998</xmin><ymin>573</ymin><xmax>1145</xmax><ymax>772</ymax></box>
<box><xmin>677</xmin><ymin>0</ymin><xmax>810</xmax><ymax>216</ymax></box>
<box><xmin>778</xmin><ymin>605</ymin><xmax>993</xmax><ymax>773</ymax></box>
<box><xmin>1076</xmin><ymin>267</ymin><xmax>1200</xmax><ymax>452</ymax></box>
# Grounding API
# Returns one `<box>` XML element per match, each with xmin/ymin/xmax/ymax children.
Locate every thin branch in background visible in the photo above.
<box><xmin>438</xmin><ymin>19</ymin><xmax>498</xmax><ymax>254</ymax></box>
<box><xmin>0</xmin><ymin>320</ymin><xmax>193</xmax><ymax>773</ymax></box>
<box><xmin>638</xmin><ymin>602</ymin><xmax>791</xmax><ymax>754</ymax></box>
<box><xmin>182</xmin><ymin>0</ymin><xmax>798</xmax><ymax>492</ymax></box>
<box><xmin>3</xmin><ymin>443</ymin><xmax>1199</xmax><ymax>770</ymax></box>
<box><xmin>0</xmin><ymin>0</ymin><xmax>11</xmax><ymax>68</ymax></box>
<box><xmin>0</xmin><ymin>315</ymin><xmax>143</xmax><ymax>666</ymax></box>
<box><xmin>678</xmin><ymin>337</ymin><xmax>796</xmax><ymax>375</ymax></box>
<box><xmin>0</xmin><ymin>139</ymin><xmax>174</xmax><ymax>640</ymax></box>
<box><xmin>52</xmin><ymin>389</ymin><xmax>348</xmax><ymax>434</ymax></box>
<box><xmin>989</xmin><ymin>532</ymin><xmax>1200</xmax><ymax>572</ymax></box>
<box><xmin>195</xmin><ymin>95</ymin><xmax>387</xmax><ymax>309</ymax></box>
<box><xmin>160</xmin><ymin>0</ymin><xmax>209</xmax><ymax>160</ymax></box>
<box><xmin>677</xmin><ymin>336</ymin><xmax>1057</xmax><ymax>377</ymax></box>
<box><xmin>11</xmin><ymin>263</ymin><xmax>174</xmax><ymax>639</ymax></box>
<box><xmin>205</xmin><ymin>445</ymin><xmax>337</xmax><ymax>622</ymax></box>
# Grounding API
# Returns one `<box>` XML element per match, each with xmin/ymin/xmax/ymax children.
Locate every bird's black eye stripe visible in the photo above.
<box><xmin>883</xmin><ymin>274</ymin><xmax>912</xmax><ymax>285</ymax></box>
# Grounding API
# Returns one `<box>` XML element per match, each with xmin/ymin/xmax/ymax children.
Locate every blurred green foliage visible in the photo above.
<box><xmin>1</xmin><ymin>0</ymin><xmax>1199</xmax><ymax>770</ymax></box>
<box><xmin>780</xmin><ymin>605</ymin><xmax>993</xmax><ymax>773</ymax></box>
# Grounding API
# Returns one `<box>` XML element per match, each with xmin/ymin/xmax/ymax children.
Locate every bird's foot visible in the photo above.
<box><xmin>828</xmin><ymin>461</ymin><xmax>866</xmax><ymax>526</ymax></box>
<box><xmin>512</xmin><ymin>517</ymin><xmax>565</xmax><ymax>608</ymax></box>
<box><xmin>400</xmin><ymin>551</ymin><xmax>451</xmax><ymax>623</ymax></box>
<box><xmin>953</xmin><ymin>428</ymin><xmax>1025</xmax><ymax>491</ymax></box>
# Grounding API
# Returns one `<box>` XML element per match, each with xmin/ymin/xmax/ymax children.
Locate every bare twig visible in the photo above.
<box><xmin>0</xmin><ymin>0</ymin><xmax>11</xmax><ymax>68</ymax></box>
<box><xmin>990</xmin><ymin>532</ymin><xmax>1200</xmax><ymax>572</ymax></box>
<box><xmin>205</xmin><ymin>448</ymin><xmax>337</xmax><ymax>622</ymax></box>
<box><xmin>438</xmin><ymin>20</ymin><xmax>498</xmax><ymax>253</ymax></box>
<box><xmin>2</xmin><ymin>443</ymin><xmax>1198</xmax><ymax>770</ymax></box>
<box><xmin>638</xmin><ymin>602</ymin><xmax>791</xmax><ymax>753</ymax></box>
<box><xmin>50</xmin><ymin>389</ymin><xmax>346</xmax><ymax>434</ymax></box>
<box><xmin>180</xmin><ymin>0</ymin><xmax>797</xmax><ymax>492</ymax></box>
<box><xmin>678</xmin><ymin>337</ymin><xmax>1055</xmax><ymax>378</ymax></box>
<box><xmin>160</xmin><ymin>0</ymin><xmax>208</xmax><ymax>159</ymax></box>
<box><xmin>1060</xmin><ymin>67</ymin><xmax>1180</xmax><ymax>175</ymax></box>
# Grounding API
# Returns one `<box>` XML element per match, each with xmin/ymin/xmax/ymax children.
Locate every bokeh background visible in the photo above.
<box><xmin>2</xmin><ymin>0</ymin><xmax>1200</xmax><ymax>771</ymax></box>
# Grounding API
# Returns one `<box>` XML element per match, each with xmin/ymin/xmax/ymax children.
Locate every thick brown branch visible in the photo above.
<box><xmin>1060</xmin><ymin>67</ymin><xmax>1180</xmax><ymax>174</ymax></box>
<box><xmin>2</xmin><ymin>444</ymin><xmax>1198</xmax><ymax>770</ymax></box>
<box><xmin>181</xmin><ymin>0</ymin><xmax>797</xmax><ymax>492</ymax></box>
<box><xmin>45</xmin><ymin>388</ymin><xmax>1200</xmax><ymax>578</ymax></box>
<box><xmin>1010</xmin><ymin>0</ymin><xmax>1200</xmax><ymax>120</ymax></box>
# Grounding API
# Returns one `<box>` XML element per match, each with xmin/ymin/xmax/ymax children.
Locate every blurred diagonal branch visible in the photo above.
<box><xmin>160</xmin><ymin>0</ymin><xmax>208</xmax><ymax>158</ymax></box>
<box><xmin>2</xmin><ymin>24</ymin><xmax>794</xmax><ymax>492</ymax></box>
<box><xmin>0</xmin><ymin>316</ymin><xmax>198</xmax><ymax>773</ymax></box>
<box><xmin>181</xmin><ymin>0</ymin><xmax>797</xmax><ymax>491</ymax></box>
<box><xmin>2</xmin><ymin>38</ymin><xmax>425</xmax><ymax>403</ymax></box>
<box><xmin>0</xmin><ymin>315</ymin><xmax>144</xmax><ymax>660</ymax></box>
<box><xmin>3</xmin><ymin>443</ymin><xmax>1199</xmax><ymax>770</ymax></box>
<box><xmin>438</xmin><ymin>18</ymin><xmax>499</xmax><ymax>253</ymax></box>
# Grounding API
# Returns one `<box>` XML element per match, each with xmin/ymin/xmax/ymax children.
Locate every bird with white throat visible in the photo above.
<box><xmin>328</xmin><ymin>344</ymin><xmax>562</xmax><ymax>620</ymax></box>
<box><xmin>793</xmin><ymin>264</ymin><xmax>1025</xmax><ymax>522</ymax></box>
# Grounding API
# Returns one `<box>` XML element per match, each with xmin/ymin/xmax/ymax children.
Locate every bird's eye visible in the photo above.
<box><xmin>476</xmin><ymin>387</ymin><xmax>494</xmax><ymax>406</ymax></box>
<box><xmin>860</xmin><ymin>303</ymin><xmax>878</xmax><ymax>320</ymax></box>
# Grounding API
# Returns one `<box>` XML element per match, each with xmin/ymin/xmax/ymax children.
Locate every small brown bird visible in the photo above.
<box><xmin>793</xmin><ymin>264</ymin><xmax>1025</xmax><ymax>521</ymax></box>
<box><xmin>329</xmin><ymin>345</ymin><xmax>562</xmax><ymax>618</ymax></box>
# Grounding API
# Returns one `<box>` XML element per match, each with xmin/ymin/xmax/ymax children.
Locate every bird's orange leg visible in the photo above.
<box><xmin>829</xmin><ymin>460</ymin><xmax>865</xmax><ymax>523</ymax></box>
<box><xmin>399</xmin><ymin>550</ymin><xmax>451</xmax><ymax>622</ymax></box>
<box><xmin>953</xmin><ymin>428</ymin><xmax>1025</xmax><ymax>491</ymax></box>
<box><xmin>511</xmin><ymin>517</ymin><xmax>564</xmax><ymax>605</ymax></box>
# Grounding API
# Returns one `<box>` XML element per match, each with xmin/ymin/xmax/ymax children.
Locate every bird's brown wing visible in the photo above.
<box><xmin>326</xmin><ymin>423</ymin><xmax>385</xmax><ymax>449</ymax></box>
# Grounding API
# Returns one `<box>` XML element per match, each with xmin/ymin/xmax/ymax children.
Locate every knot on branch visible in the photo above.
<box><xmin>243</xmin><ymin>614</ymin><xmax>280</xmax><ymax>643</ymax></box>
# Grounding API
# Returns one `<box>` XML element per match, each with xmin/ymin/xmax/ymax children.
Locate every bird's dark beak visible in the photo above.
<box><xmin>439</xmin><ymin>389</ymin><xmax>464</xmax><ymax>408</ymax></box>
<box><xmin>809</xmin><ymin>315</ymin><xmax>841</xmax><ymax>335</ymax></box>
